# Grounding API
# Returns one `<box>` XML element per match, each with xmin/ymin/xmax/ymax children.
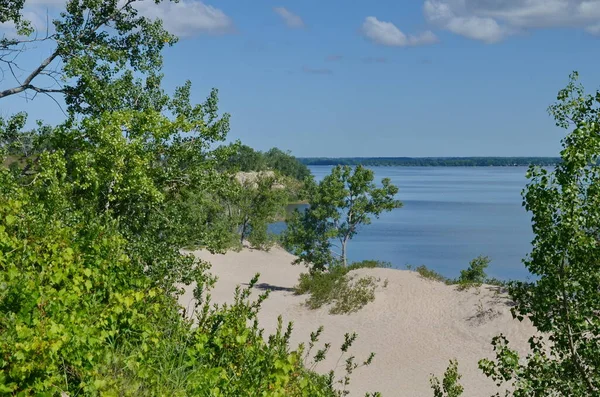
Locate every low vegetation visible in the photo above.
<box><xmin>430</xmin><ymin>360</ymin><xmax>464</xmax><ymax>397</ymax></box>
<box><xmin>295</xmin><ymin>261</ymin><xmax>390</xmax><ymax>315</ymax></box>
<box><xmin>409</xmin><ymin>256</ymin><xmax>505</xmax><ymax>290</ymax></box>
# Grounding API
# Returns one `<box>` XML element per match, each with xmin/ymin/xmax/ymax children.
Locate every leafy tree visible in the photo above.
<box><xmin>264</xmin><ymin>147</ymin><xmax>311</xmax><ymax>181</ymax></box>
<box><xmin>1</xmin><ymin>0</ymin><xmax>178</xmax><ymax>115</ymax></box>
<box><xmin>215</xmin><ymin>143</ymin><xmax>310</xmax><ymax>183</ymax></box>
<box><xmin>479</xmin><ymin>72</ymin><xmax>600</xmax><ymax>395</ymax></box>
<box><xmin>230</xmin><ymin>175</ymin><xmax>287</xmax><ymax>249</ymax></box>
<box><xmin>216</xmin><ymin>142</ymin><xmax>267</xmax><ymax>172</ymax></box>
<box><xmin>283</xmin><ymin>165</ymin><xmax>402</xmax><ymax>270</ymax></box>
<box><xmin>0</xmin><ymin>0</ymin><xmax>25</xmax><ymax>24</ymax></box>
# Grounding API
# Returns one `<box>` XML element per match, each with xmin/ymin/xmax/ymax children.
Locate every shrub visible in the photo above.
<box><xmin>456</xmin><ymin>256</ymin><xmax>489</xmax><ymax>289</ymax></box>
<box><xmin>413</xmin><ymin>265</ymin><xmax>451</xmax><ymax>283</ymax></box>
<box><xmin>410</xmin><ymin>258</ymin><xmax>505</xmax><ymax>291</ymax></box>
<box><xmin>0</xmin><ymin>186</ymin><xmax>372</xmax><ymax>396</ymax></box>
<box><xmin>347</xmin><ymin>259</ymin><xmax>392</xmax><ymax>271</ymax></box>
<box><xmin>296</xmin><ymin>267</ymin><xmax>349</xmax><ymax>310</ymax></box>
<box><xmin>430</xmin><ymin>360</ymin><xmax>464</xmax><ymax>397</ymax></box>
<box><xmin>330</xmin><ymin>276</ymin><xmax>378</xmax><ymax>315</ymax></box>
<box><xmin>295</xmin><ymin>261</ymin><xmax>387</xmax><ymax>314</ymax></box>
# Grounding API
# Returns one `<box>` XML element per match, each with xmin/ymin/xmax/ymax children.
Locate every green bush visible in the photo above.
<box><xmin>413</xmin><ymin>265</ymin><xmax>451</xmax><ymax>283</ymax></box>
<box><xmin>410</xmin><ymin>258</ymin><xmax>504</xmax><ymax>290</ymax></box>
<box><xmin>456</xmin><ymin>256</ymin><xmax>489</xmax><ymax>289</ymax></box>
<box><xmin>330</xmin><ymin>276</ymin><xmax>378</xmax><ymax>315</ymax></box>
<box><xmin>295</xmin><ymin>261</ymin><xmax>387</xmax><ymax>315</ymax></box>
<box><xmin>347</xmin><ymin>260</ymin><xmax>392</xmax><ymax>271</ymax></box>
<box><xmin>430</xmin><ymin>360</ymin><xmax>464</xmax><ymax>397</ymax></box>
<box><xmin>0</xmin><ymin>192</ymin><xmax>371</xmax><ymax>396</ymax></box>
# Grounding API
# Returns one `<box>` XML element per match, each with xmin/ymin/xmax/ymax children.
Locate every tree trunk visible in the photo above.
<box><xmin>240</xmin><ymin>218</ymin><xmax>248</xmax><ymax>246</ymax></box>
<box><xmin>341</xmin><ymin>238</ymin><xmax>347</xmax><ymax>267</ymax></box>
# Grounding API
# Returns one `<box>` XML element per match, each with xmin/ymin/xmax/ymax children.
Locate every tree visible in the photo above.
<box><xmin>230</xmin><ymin>175</ymin><xmax>287</xmax><ymax>248</ymax></box>
<box><xmin>264</xmin><ymin>147</ymin><xmax>311</xmax><ymax>181</ymax></box>
<box><xmin>0</xmin><ymin>2</ymin><xmax>376</xmax><ymax>395</ymax></box>
<box><xmin>0</xmin><ymin>0</ymin><xmax>234</xmax><ymax>294</ymax></box>
<box><xmin>1</xmin><ymin>0</ymin><xmax>176</xmax><ymax>115</ymax></box>
<box><xmin>283</xmin><ymin>165</ymin><xmax>402</xmax><ymax>270</ymax></box>
<box><xmin>479</xmin><ymin>72</ymin><xmax>600</xmax><ymax>395</ymax></box>
<box><xmin>215</xmin><ymin>142</ymin><xmax>267</xmax><ymax>172</ymax></box>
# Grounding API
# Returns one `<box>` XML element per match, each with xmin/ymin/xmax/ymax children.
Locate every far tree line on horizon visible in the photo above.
<box><xmin>299</xmin><ymin>157</ymin><xmax>562</xmax><ymax>167</ymax></box>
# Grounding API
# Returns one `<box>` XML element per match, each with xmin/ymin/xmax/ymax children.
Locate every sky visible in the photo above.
<box><xmin>2</xmin><ymin>0</ymin><xmax>600</xmax><ymax>157</ymax></box>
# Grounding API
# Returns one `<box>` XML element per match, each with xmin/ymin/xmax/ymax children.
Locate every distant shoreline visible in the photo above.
<box><xmin>299</xmin><ymin>157</ymin><xmax>561</xmax><ymax>167</ymax></box>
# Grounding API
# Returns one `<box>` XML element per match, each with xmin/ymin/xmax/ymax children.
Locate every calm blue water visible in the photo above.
<box><xmin>271</xmin><ymin>166</ymin><xmax>536</xmax><ymax>281</ymax></box>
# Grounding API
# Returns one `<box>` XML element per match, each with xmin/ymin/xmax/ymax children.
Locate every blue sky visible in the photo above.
<box><xmin>3</xmin><ymin>0</ymin><xmax>600</xmax><ymax>157</ymax></box>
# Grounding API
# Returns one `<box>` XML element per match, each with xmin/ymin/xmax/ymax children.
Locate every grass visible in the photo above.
<box><xmin>411</xmin><ymin>264</ymin><xmax>451</xmax><ymax>284</ymax></box>
<box><xmin>408</xmin><ymin>256</ymin><xmax>507</xmax><ymax>290</ymax></box>
<box><xmin>295</xmin><ymin>260</ymin><xmax>390</xmax><ymax>315</ymax></box>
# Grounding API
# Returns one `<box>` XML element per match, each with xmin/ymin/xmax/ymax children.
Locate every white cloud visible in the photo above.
<box><xmin>424</xmin><ymin>0</ymin><xmax>600</xmax><ymax>42</ymax></box>
<box><xmin>1</xmin><ymin>0</ymin><xmax>233</xmax><ymax>37</ymax></box>
<box><xmin>273</xmin><ymin>7</ymin><xmax>304</xmax><ymax>28</ymax></box>
<box><xmin>361</xmin><ymin>16</ymin><xmax>438</xmax><ymax>47</ymax></box>
<box><xmin>0</xmin><ymin>9</ymin><xmax>52</xmax><ymax>36</ymax></box>
<box><xmin>135</xmin><ymin>1</ymin><xmax>234</xmax><ymax>36</ymax></box>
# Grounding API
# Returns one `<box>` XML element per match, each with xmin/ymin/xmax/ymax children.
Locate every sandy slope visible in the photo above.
<box><xmin>178</xmin><ymin>246</ymin><xmax>536</xmax><ymax>397</ymax></box>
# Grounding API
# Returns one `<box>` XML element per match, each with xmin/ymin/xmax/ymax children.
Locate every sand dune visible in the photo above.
<box><xmin>178</xmin><ymin>246</ymin><xmax>536</xmax><ymax>396</ymax></box>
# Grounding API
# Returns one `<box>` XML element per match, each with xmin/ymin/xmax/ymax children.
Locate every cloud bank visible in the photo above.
<box><xmin>424</xmin><ymin>0</ymin><xmax>600</xmax><ymax>42</ymax></box>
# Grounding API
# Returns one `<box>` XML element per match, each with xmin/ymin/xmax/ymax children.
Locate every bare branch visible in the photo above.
<box><xmin>0</xmin><ymin>0</ymin><xmax>138</xmax><ymax>101</ymax></box>
<box><xmin>0</xmin><ymin>49</ymin><xmax>60</xmax><ymax>98</ymax></box>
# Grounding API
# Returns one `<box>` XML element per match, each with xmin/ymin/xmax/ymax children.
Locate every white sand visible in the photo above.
<box><xmin>179</xmin><ymin>246</ymin><xmax>536</xmax><ymax>396</ymax></box>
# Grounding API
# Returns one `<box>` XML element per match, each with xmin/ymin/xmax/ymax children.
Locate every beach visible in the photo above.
<box><xmin>179</xmin><ymin>246</ymin><xmax>536</xmax><ymax>396</ymax></box>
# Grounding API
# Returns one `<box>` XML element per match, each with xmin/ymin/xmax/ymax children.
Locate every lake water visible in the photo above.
<box><xmin>271</xmin><ymin>166</ymin><xmax>537</xmax><ymax>281</ymax></box>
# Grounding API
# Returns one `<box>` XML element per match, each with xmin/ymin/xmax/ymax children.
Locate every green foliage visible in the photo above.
<box><xmin>430</xmin><ymin>360</ymin><xmax>464</xmax><ymax>397</ymax></box>
<box><xmin>283</xmin><ymin>165</ymin><xmax>402</xmax><ymax>270</ymax></box>
<box><xmin>410</xmin><ymin>257</ymin><xmax>501</xmax><ymax>290</ymax></box>
<box><xmin>479</xmin><ymin>72</ymin><xmax>600</xmax><ymax>396</ymax></box>
<box><xmin>0</xmin><ymin>193</ymin><xmax>360</xmax><ymax>395</ymax></box>
<box><xmin>456</xmin><ymin>256</ymin><xmax>490</xmax><ymax>290</ymax></box>
<box><xmin>330</xmin><ymin>276</ymin><xmax>378</xmax><ymax>315</ymax></box>
<box><xmin>0</xmin><ymin>0</ymin><xmax>24</xmax><ymax>24</ymax></box>
<box><xmin>457</xmin><ymin>256</ymin><xmax>490</xmax><ymax>284</ymax></box>
<box><xmin>347</xmin><ymin>260</ymin><xmax>392</xmax><ymax>271</ymax></box>
<box><xmin>216</xmin><ymin>142</ymin><xmax>268</xmax><ymax>172</ymax></box>
<box><xmin>0</xmin><ymin>2</ymin><xmax>376</xmax><ymax>395</ymax></box>
<box><xmin>216</xmin><ymin>142</ymin><xmax>311</xmax><ymax>183</ymax></box>
<box><xmin>295</xmin><ymin>261</ymin><xmax>388</xmax><ymax>315</ymax></box>
<box><xmin>264</xmin><ymin>147</ymin><xmax>312</xmax><ymax>182</ymax></box>
<box><xmin>413</xmin><ymin>265</ymin><xmax>451</xmax><ymax>283</ymax></box>
<box><xmin>1</xmin><ymin>0</ymin><xmax>178</xmax><ymax>111</ymax></box>
<box><xmin>230</xmin><ymin>176</ymin><xmax>288</xmax><ymax>249</ymax></box>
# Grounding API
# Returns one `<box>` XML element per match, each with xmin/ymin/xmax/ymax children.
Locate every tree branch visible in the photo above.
<box><xmin>0</xmin><ymin>0</ymin><xmax>137</xmax><ymax>101</ymax></box>
<box><xmin>0</xmin><ymin>50</ymin><xmax>60</xmax><ymax>98</ymax></box>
